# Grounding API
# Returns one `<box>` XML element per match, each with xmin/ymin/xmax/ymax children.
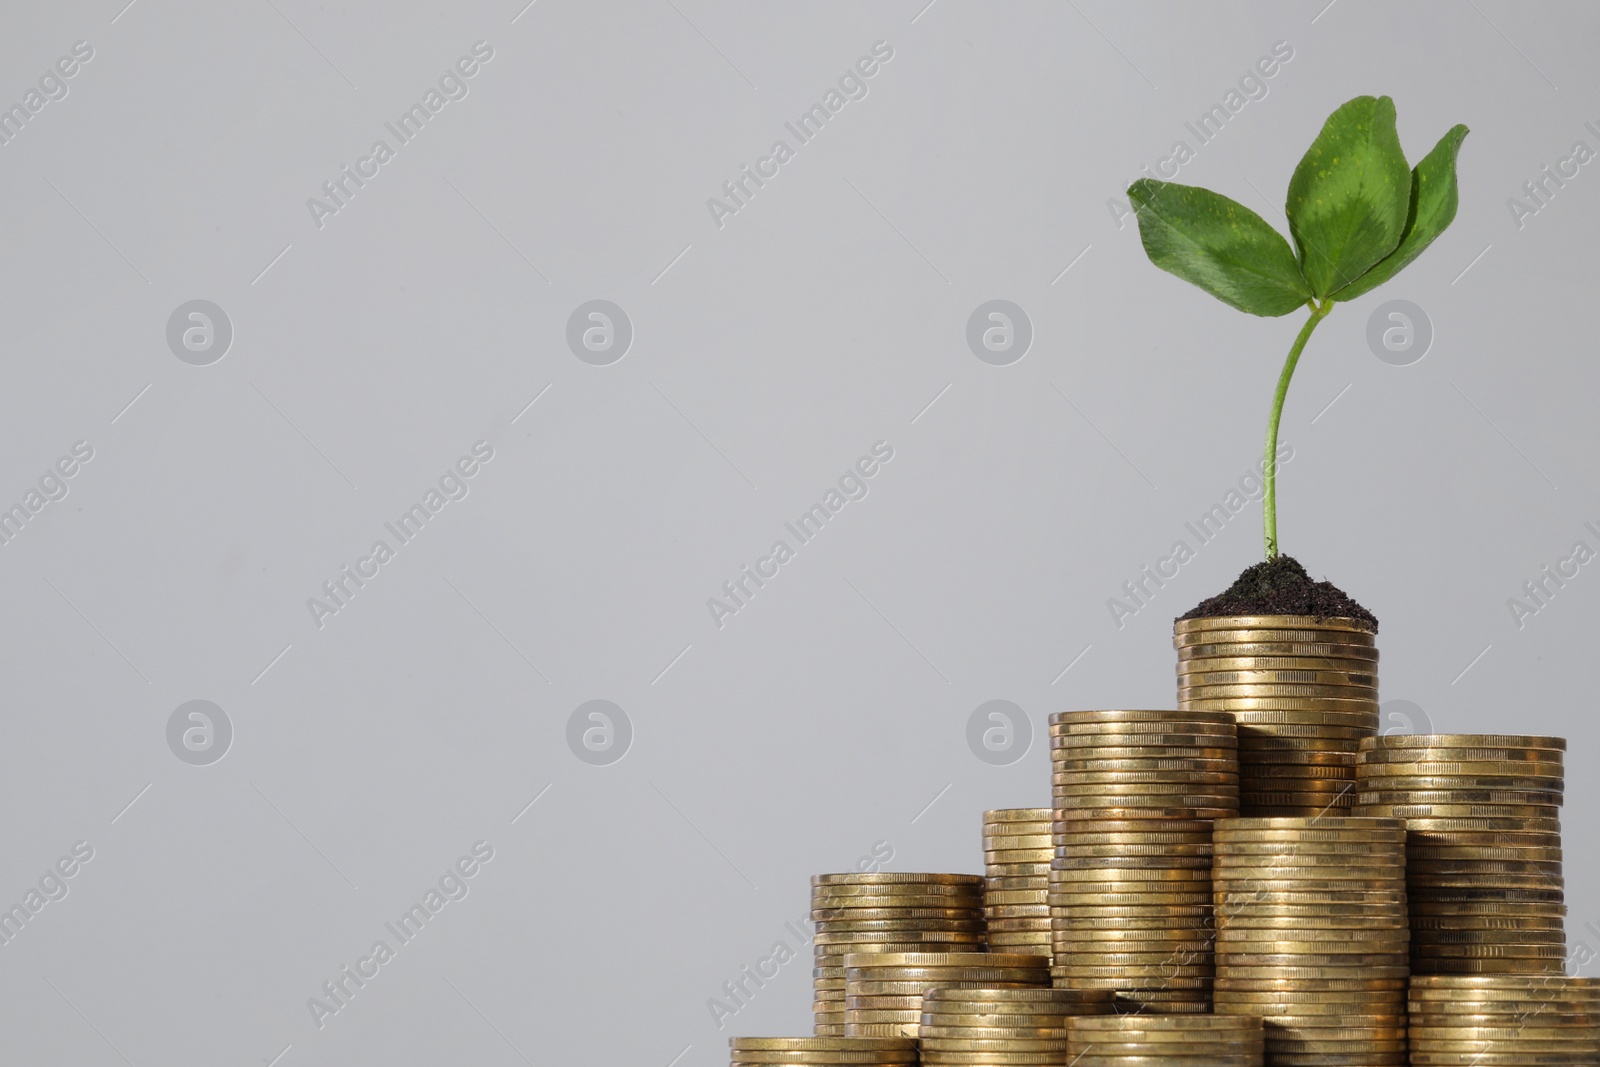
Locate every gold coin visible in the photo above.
<box><xmin>1049</xmin><ymin>739</ymin><xmax>1235</xmax><ymax>755</ymax></box>
<box><xmin>1180</xmin><ymin>641</ymin><xmax>1380</xmax><ymax>661</ymax></box>
<box><xmin>1181</xmin><ymin>669</ymin><xmax>1379</xmax><ymax>688</ymax></box>
<box><xmin>1356</xmin><ymin>786</ymin><xmax>1562</xmax><ymax>802</ymax></box>
<box><xmin>1049</xmin><ymin>709</ymin><xmax>1238</xmax><ymax>725</ymax></box>
<box><xmin>1362</xmin><ymin>734</ymin><xmax>1565</xmax><ymax>751</ymax></box>
<box><xmin>1049</xmin><ymin>721</ymin><xmax>1238</xmax><ymax>737</ymax></box>
<box><xmin>984</xmin><ymin>807</ymin><xmax>1053</xmax><ymax>821</ymax></box>
<box><xmin>1234</xmin><ymin>725</ymin><xmax>1377</xmax><ymax>742</ymax></box>
<box><xmin>1215</xmin><ymin>815</ymin><xmax>1402</xmax><ymax>830</ymax></box>
<box><xmin>814</xmin><ymin>873</ymin><xmax>985</xmax><ymax>887</ymax></box>
<box><xmin>813</xmin><ymin>882</ymin><xmax>985</xmax><ymax>896</ymax></box>
<box><xmin>729</xmin><ymin>1036</ymin><xmax>918</xmax><ymax>1050</ymax></box>
<box><xmin>1179</xmin><ymin>681</ymin><xmax>1379</xmax><ymax>698</ymax></box>
<box><xmin>1051</xmin><ymin>818</ymin><xmax>1216</xmax><ymax>832</ymax></box>
<box><xmin>1359</xmin><ymin>748</ymin><xmax>1564</xmax><ymax>766</ymax></box>
<box><xmin>1191</xmin><ymin>700</ymin><xmax>1377</xmax><ymax>714</ymax></box>
<box><xmin>1358</xmin><ymin>800</ymin><xmax>1561</xmax><ymax>817</ymax></box>
<box><xmin>811</xmin><ymin>899</ymin><xmax>985</xmax><ymax>914</ymax></box>
<box><xmin>1049</xmin><ymin>756</ymin><xmax>1239</xmax><ymax>772</ymax></box>
<box><xmin>1053</xmin><ymin>806</ymin><xmax>1238</xmax><ymax>821</ymax></box>
<box><xmin>1180</xmin><ymin>653</ymin><xmax>1379</xmax><ymax>672</ymax></box>
<box><xmin>843</xmin><ymin>952</ymin><xmax>1045</xmax><ymax>968</ymax></box>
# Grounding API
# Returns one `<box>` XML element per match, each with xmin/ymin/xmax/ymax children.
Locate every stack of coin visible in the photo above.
<box><xmin>918</xmin><ymin>986</ymin><xmax>1115</xmax><ymax>1066</ymax></box>
<box><xmin>983</xmin><ymin>808</ymin><xmax>1052</xmax><ymax>955</ymax></box>
<box><xmin>1049</xmin><ymin>710</ymin><xmax>1239</xmax><ymax>1012</ymax></box>
<box><xmin>729</xmin><ymin>1036</ymin><xmax>917</xmax><ymax>1067</ymax></box>
<box><xmin>1356</xmin><ymin>733</ymin><xmax>1567</xmax><ymax>975</ymax></box>
<box><xmin>1212</xmin><ymin>816</ymin><xmax>1409</xmax><ymax>1065</ymax></box>
<box><xmin>842</xmin><ymin>952</ymin><xmax>1051</xmax><ymax>1038</ymax></box>
<box><xmin>1174</xmin><ymin>616</ymin><xmax>1379</xmax><ymax>817</ymax></box>
<box><xmin>811</xmin><ymin>874</ymin><xmax>985</xmax><ymax>1036</ymax></box>
<box><xmin>1408</xmin><ymin>975</ymin><xmax>1600</xmax><ymax>1064</ymax></box>
<box><xmin>1067</xmin><ymin>1014</ymin><xmax>1265</xmax><ymax>1066</ymax></box>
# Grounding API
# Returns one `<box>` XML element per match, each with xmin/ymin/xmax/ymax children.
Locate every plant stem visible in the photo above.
<box><xmin>1263</xmin><ymin>299</ymin><xmax>1334</xmax><ymax>559</ymax></box>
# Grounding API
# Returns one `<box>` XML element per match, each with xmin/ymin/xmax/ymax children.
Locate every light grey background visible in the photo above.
<box><xmin>0</xmin><ymin>1</ymin><xmax>1596</xmax><ymax>1063</ymax></box>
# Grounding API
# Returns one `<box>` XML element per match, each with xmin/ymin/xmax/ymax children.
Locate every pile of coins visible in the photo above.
<box><xmin>1356</xmin><ymin>733</ymin><xmax>1567</xmax><ymax>975</ymax></box>
<box><xmin>1175</xmin><ymin>615</ymin><xmax>1379</xmax><ymax>816</ymax></box>
<box><xmin>810</xmin><ymin>874</ymin><xmax>985</xmax><ymax>1035</ymax></box>
<box><xmin>842</xmin><ymin>952</ymin><xmax>1050</xmax><ymax>1038</ymax></box>
<box><xmin>1067</xmin><ymin>1014</ymin><xmax>1265</xmax><ymax>1066</ymax></box>
<box><xmin>1212</xmin><ymin>816</ymin><xmax>1409</xmax><ymax>1065</ymax></box>
<box><xmin>1049</xmin><ymin>709</ymin><xmax>1239</xmax><ymax>1012</ymax></box>
<box><xmin>983</xmin><ymin>808</ymin><xmax>1052</xmax><ymax>955</ymax></box>
<box><xmin>729</xmin><ymin>1037</ymin><xmax>916</xmax><ymax>1067</ymax></box>
<box><xmin>918</xmin><ymin>986</ymin><xmax>1114</xmax><ymax>1066</ymax></box>
<box><xmin>1408</xmin><ymin>975</ymin><xmax>1600</xmax><ymax>1064</ymax></box>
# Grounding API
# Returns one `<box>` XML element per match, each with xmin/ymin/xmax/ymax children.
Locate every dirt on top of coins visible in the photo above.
<box><xmin>1179</xmin><ymin>555</ymin><xmax>1377</xmax><ymax>631</ymax></box>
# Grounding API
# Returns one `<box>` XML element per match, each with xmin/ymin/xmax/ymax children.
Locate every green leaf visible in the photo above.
<box><xmin>1286</xmin><ymin>95</ymin><xmax>1412</xmax><ymax>298</ymax></box>
<box><xmin>1333</xmin><ymin>124</ymin><xmax>1469</xmax><ymax>301</ymax></box>
<box><xmin>1128</xmin><ymin>179</ymin><xmax>1313</xmax><ymax>317</ymax></box>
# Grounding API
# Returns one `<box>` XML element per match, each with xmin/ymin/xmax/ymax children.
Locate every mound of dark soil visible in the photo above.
<box><xmin>1179</xmin><ymin>555</ymin><xmax>1377</xmax><ymax>631</ymax></box>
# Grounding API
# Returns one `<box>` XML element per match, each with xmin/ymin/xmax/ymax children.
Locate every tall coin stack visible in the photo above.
<box><xmin>983</xmin><ymin>808</ymin><xmax>1052</xmax><ymax>956</ymax></box>
<box><xmin>729</xmin><ymin>1037</ymin><xmax>916</xmax><ymax>1067</ymax></box>
<box><xmin>1067</xmin><ymin>1014</ymin><xmax>1265</xmax><ymax>1066</ymax></box>
<box><xmin>1175</xmin><ymin>615</ymin><xmax>1379</xmax><ymax>816</ymax></box>
<box><xmin>1356</xmin><ymin>733</ymin><xmax>1567</xmax><ymax>975</ymax></box>
<box><xmin>842</xmin><ymin>952</ymin><xmax>1051</xmax><ymax>1038</ymax></box>
<box><xmin>1212</xmin><ymin>816</ymin><xmax>1410</xmax><ymax>1066</ymax></box>
<box><xmin>1049</xmin><ymin>709</ymin><xmax>1240</xmax><ymax>1012</ymax></box>
<box><xmin>917</xmin><ymin>986</ymin><xmax>1115</xmax><ymax>1067</ymax></box>
<box><xmin>1408</xmin><ymin>975</ymin><xmax>1600</xmax><ymax>1064</ymax></box>
<box><xmin>810</xmin><ymin>874</ymin><xmax>985</xmax><ymax>1036</ymax></box>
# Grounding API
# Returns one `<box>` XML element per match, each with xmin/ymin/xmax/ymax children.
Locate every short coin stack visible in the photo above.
<box><xmin>1212</xmin><ymin>816</ymin><xmax>1409</xmax><ymax>1065</ymax></box>
<box><xmin>842</xmin><ymin>952</ymin><xmax>1051</xmax><ymax>1038</ymax></box>
<box><xmin>1175</xmin><ymin>616</ymin><xmax>1378</xmax><ymax>817</ymax></box>
<box><xmin>917</xmin><ymin>986</ymin><xmax>1115</xmax><ymax>1066</ymax></box>
<box><xmin>811</xmin><ymin>874</ymin><xmax>985</xmax><ymax>1035</ymax></box>
<box><xmin>1067</xmin><ymin>1014</ymin><xmax>1265</xmax><ymax>1066</ymax></box>
<box><xmin>1408</xmin><ymin>975</ymin><xmax>1600</xmax><ymax>1064</ymax></box>
<box><xmin>982</xmin><ymin>808</ymin><xmax>1052</xmax><ymax>956</ymax></box>
<box><xmin>1049</xmin><ymin>709</ymin><xmax>1239</xmax><ymax>1012</ymax></box>
<box><xmin>1356</xmin><ymin>733</ymin><xmax>1567</xmax><ymax>975</ymax></box>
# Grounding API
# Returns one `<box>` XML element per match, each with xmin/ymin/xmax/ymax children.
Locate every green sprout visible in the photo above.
<box><xmin>1128</xmin><ymin>96</ymin><xmax>1467</xmax><ymax>558</ymax></box>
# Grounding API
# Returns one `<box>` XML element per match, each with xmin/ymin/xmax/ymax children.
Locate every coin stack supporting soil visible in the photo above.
<box><xmin>1175</xmin><ymin>615</ymin><xmax>1379</xmax><ymax>817</ymax></box>
<box><xmin>983</xmin><ymin>808</ymin><xmax>1052</xmax><ymax>956</ymax></box>
<box><xmin>842</xmin><ymin>952</ymin><xmax>1051</xmax><ymax>1038</ymax></box>
<box><xmin>1355</xmin><ymin>733</ymin><xmax>1568</xmax><ymax>976</ymax></box>
<box><xmin>1067</xmin><ymin>1014</ymin><xmax>1265</xmax><ymax>1066</ymax></box>
<box><xmin>729</xmin><ymin>1036</ymin><xmax>917</xmax><ymax>1067</ymax></box>
<box><xmin>811</xmin><ymin>874</ymin><xmax>986</xmax><ymax>1036</ymax></box>
<box><xmin>917</xmin><ymin>986</ymin><xmax>1115</xmax><ymax>1066</ymax></box>
<box><xmin>1212</xmin><ymin>816</ymin><xmax>1410</xmax><ymax>1066</ymax></box>
<box><xmin>1049</xmin><ymin>709</ymin><xmax>1240</xmax><ymax>1012</ymax></box>
<box><xmin>1407</xmin><ymin>975</ymin><xmax>1600</xmax><ymax>1064</ymax></box>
